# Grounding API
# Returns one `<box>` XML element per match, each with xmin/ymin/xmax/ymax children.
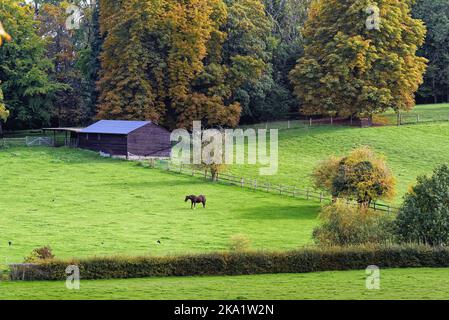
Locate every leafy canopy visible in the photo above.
<box><xmin>396</xmin><ymin>165</ymin><xmax>449</xmax><ymax>246</ymax></box>
<box><xmin>290</xmin><ymin>0</ymin><xmax>428</xmax><ymax>117</ymax></box>
<box><xmin>312</xmin><ymin>146</ymin><xmax>396</xmax><ymax>204</ymax></box>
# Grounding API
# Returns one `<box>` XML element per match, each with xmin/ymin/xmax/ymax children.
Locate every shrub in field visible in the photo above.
<box><xmin>24</xmin><ymin>246</ymin><xmax>55</xmax><ymax>263</ymax></box>
<box><xmin>229</xmin><ymin>234</ymin><xmax>251</xmax><ymax>252</ymax></box>
<box><xmin>313</xmin><ymin>146</ymin><xmax>396</xmax><ymax>205</ymax></box>
<box><xmin>396</xmin><ymin>165</ymin><xmax>449</xmax><ymax>246</ymax></box>
<box><xmin>313</xmin><ymin>200</ymin><xmax>395</xmax><ymax>246</ymax></box>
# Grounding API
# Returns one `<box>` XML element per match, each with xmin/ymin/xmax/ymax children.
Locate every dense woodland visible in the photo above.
<box><xmin>0</xmin><ymin>0</ymin><xmax>447</xmax><ymax>131</ymax></box>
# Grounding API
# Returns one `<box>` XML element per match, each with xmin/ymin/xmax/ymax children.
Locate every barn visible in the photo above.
<box><xmin>76</xmin><ymin>120</ymin><xmax>171</xmax><ymax>158</ymax></box>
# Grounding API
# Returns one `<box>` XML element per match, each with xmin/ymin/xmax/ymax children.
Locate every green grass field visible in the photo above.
<box><xmin>2</xmin><ymin>268</ymin><xmax>449</xmax><ymax>300</ymax></box>
<box><xmin>0</xmin><ymin>147</ymin><xmax>319</xmax><ymax>265</ymax></box>
<box><xmin>382</xmin><ymin>103</ymin><xmax>449</xmax><ymax>123</ymax></box>
<box><xmin>230</xmin><ymin>118</ymin><xmax>449</xmax><ymax>204</ymax></box>
<box><xmin>2</xmin><ymin>106</ymin><xmax>449</xmax><ymax>300</ymax></box>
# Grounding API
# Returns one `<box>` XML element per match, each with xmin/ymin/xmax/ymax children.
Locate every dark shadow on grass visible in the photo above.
<box><xmin>103</xmin><ymin>178</ymin><xmax>208</xmax><ymax>188</ymax></box>
<box><xmin>238</xmin><ymin>205</ymin><xmax>319</xmax><ymax>220</ymax></box>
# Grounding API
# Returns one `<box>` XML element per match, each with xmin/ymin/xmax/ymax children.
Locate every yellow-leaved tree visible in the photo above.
<box><xmin>312</xmin><ymin>146</ymin><xmax>396</xmax><ymax>205</ymax></box>
<box><xmin>97</xmin><ymin>0</ymin><xmax>271</xmax><ymax>130</ymax></box>
<box><xmin>289</xmin><ymin>0</ymin><xmax>428</xmax><ymax>119</ymax></box>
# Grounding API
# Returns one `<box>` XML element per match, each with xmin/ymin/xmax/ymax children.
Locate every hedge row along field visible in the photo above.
<box><xmin>11</xmin><ymin>245</ymin><xmax>449</xmax><ymax>281</ymax></box>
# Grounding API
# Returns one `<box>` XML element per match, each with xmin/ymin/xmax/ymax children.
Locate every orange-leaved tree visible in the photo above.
<box><xmin>98</xmin><ymin>0</ymin><xmax>272</xmax><ymax>130</ymax></box>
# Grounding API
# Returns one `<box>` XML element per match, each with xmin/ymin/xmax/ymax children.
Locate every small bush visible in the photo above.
<box><xmin>24</xmin><ymin>246</ymin><xmax>55</xmax><ymax>263</ymax></box>
<box><xmin>229</xmin><ymin>234</ymin><xmax>251</xmax><ymax>252</ymax></box>
<box><xmin>396</xmin><ymin>165</ymin><xmax>449</xmax><ymax>246</ymax></box>
<box><xmin>313</xmin><ymin>200</ymin><xmax>395</xmax><ymax>246</ymax></box>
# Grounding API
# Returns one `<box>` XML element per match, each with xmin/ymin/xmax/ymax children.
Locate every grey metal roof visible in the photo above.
<box><xmin>80</xmin><ymin>120</ymin><xmax>151</xmax><ymax>135</ymax></box>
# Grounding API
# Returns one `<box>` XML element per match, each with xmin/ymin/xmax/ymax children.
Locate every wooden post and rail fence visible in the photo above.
<box><xmin>150</xmin><ymin>159</ymin><xmax>398</xmax><ymax>214</ymax></box>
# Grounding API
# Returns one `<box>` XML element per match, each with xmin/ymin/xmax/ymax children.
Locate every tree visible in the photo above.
<box><xmin>413</xmin><ymin>0</ymin><xmax>449</xmax><ymax>104</ymax></box>
<box><xmin>312</xmin><ymin>146</ymin><xmax>396</xmax><ymax>205</ymax></box>
<box><xmin>97</xmin><ymin>0</ymin><xmax>240</xmax><ymax>129</ymax></box>
<box><xmin>263</xmin><ymin>0</ymin><xmax>312</xmax><ymax>119</ymax></box>
<box><xmin>0</xmin><ymin>87</ymin><xmax>9</xmax><ymax>138</ymax></box>
<box><xmin>76</xmin><ymin>1</ymin><xmax>102</xmax><ymax>120</ymax></box>
<box><xmin>219</xmin><ymin>0</ymin><xmax>274</xmax><ymax>123</ymax></box>
<box><xmin>98</xmin><ymin>0</ymin><xmax>286</xmax><ymax>129</ymax></box>
<box><xmin>0</xmin><ymin>0</ymin><xmax>64</xmax><ymax>129</ymax></box>
<box><xmin>289</xmin><ymin>0</ymin><xmax>428</xmax><ymax>118</ymax></box>
<box><xmin>0</xmin><ymin>20</ymin><xmax>11</xmax><ymax>136</ymax></box>
<box><xmin>37</xmin><ymin>2</ymin><xmax>86</xmax><ymax>127</ymax></box>
<box><xmin>0</xmin><ymin>90</ymin><xmax>8</xmax><ymax>122</ymax></box>
<box><xmin>197</xmin><ymin>130</ymin><xmax>228</xmax><ymax>181</ymax></box>
<box><xmin>396</xmin><ymin>165</ymin><xmax>449</xmax><ymax>246</ymax></box>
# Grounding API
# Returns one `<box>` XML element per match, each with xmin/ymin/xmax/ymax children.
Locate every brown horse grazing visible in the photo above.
<box><xmin>185</xmin><ymin>195</ymin><xmax>206</xmax><ymax>209</ymax></box>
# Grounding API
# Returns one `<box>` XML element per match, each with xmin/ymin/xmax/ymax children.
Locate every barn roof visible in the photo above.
<box><xmin>80</xmin><ymin>120</ymin><xmax>152</xmax><ymax>135</ymax></box>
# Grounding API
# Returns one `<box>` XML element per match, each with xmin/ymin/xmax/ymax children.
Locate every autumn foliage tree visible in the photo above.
<box><xmin>312</xmin><ymin>146</ymin><xmax>396</xmax><ymax>205</ymax></box>
<box><xmin>37</xmin><ymin>2</ymin><xmax>87</xmax><ymax>127</ymax></box>
<box><xmin>97</xmin><ymin>0</ymin><xmax>270</xmax><ymax>129</ymax></box>
<box><xmin>289</xmin><ymin>0</ymin><xmax>428</xmax><ymax>118</ymax></box>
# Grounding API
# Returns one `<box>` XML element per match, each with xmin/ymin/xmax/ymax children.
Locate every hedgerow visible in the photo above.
<box><xmin>10</xmin><ymin>244</ymin><xmax>449</xmax><ymax>281</ymax></box>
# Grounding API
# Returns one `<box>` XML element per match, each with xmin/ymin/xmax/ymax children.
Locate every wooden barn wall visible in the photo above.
<box><xmin>127</xmin><ymin>124</ymin><xmax>171</xmax><ymax>157</ymax></box>
<box><xmin>78</xmin><ymin>133</ymin><xmax>127</xmax><ymax>155</ymax></box>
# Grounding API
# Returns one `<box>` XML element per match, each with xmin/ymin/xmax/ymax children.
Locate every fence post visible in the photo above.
<box><xmin>306</xmin><ymin>189</ymin><xmax>310</xmax><ymax>200</ymax></box>
<box><xmin>279</xmin><ymin>185</ymin><xmax>282</xmax><ymax>195</ymax></box>
<box><xmin>320</xmin><ymin>192</ymin><xmax>323</xmax><ymax>203</ymax></box>
<box><xmin>240</xmin><ymin>177</ymin><xmax>244</xmax><ymax>188</ymax></box>
<box><xmin>388</xmin><ymin>206</ymin><xmax>391</xmax><ymax>214</ymax></box>
<box><xmin>309</xmin><ymin>118</ymin><xmax>312</xmax><ymax>126</ymax></box>
<box><xmin>204</xmin><ymin>170</ymin><xmax>207</xmax><ymax>179</ymax></box>
<box><xmin>373</xmin><ymin>202</ymin><xmax>377</xmax><ymax>211</ymax></box>
<box><xmin>254</xmin><ymin>179</ymin><xmax>258</xmax><ymax>190</ymax></box>
<box><xmin>330</xmin><ymin>117</ymin><xmax>333</xmax><ymax>125</ymax></box>
<box><xmin>288</xmin><ymin>120</ymin><xmax>291</xmax><ymax>129</ymax></box>
<box><xmin>293</xmin><ymin>187</ymin><xmax>297</xmax><ymax>198</ymax></box>
<box><xmin>417</xmin><ymin>114</ymin><xmax>420</xmax><ymax>123</ymax></box>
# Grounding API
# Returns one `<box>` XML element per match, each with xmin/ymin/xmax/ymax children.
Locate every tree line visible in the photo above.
<box><xmin>0</xmin><ymin>0</ymin><xmax>447</xmax><ymax>131</ymax></box>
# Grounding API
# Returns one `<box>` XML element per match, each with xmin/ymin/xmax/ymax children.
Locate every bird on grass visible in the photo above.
<box><xmin>0</xmin><ymin>22</ymin><xmax>12</xmax><ymax>47</ymax></box>
<box><xmin>156</xmin><ymin>240</ymin><xmax>161</xmax><ymax>245</ymax></box>
<box><xmin>8</xmin><ymin>241</ymin><xmax>12</xmax><ymax>246</ymax></box>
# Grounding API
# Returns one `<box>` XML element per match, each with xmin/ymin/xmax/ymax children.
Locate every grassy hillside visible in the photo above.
<box><xmin>0</xmin><ymin>147</ymin><xmax>319</xmax><ymax>265</ymax></box>
<box><xmin>2</xmin><ymin>268</ymin><xmax>449</xmax><ymax>300</ymax></box>
<box><xmin>382</xmin><ymin>103</ymin><xmax>449</xmax><ymax>123</ymax></box>
<box><xmin>229</xmin><ymin>120</ymin><xmax>449</xmax><ymax>204</ymax></box>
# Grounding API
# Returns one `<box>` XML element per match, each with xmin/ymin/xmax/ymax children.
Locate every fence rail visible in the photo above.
<box><xmin>1</xmin><ymin>136</ymin><xmax>55</xmax><ymax>147</ymax></box>
<box><xmin>150</xmin><ymin>159</ymin><xmax>399</xmax><ymax>214</ymax></box>
<box><xmin>239</xmin><ymin>112</ymin><xmax>449</xmax><ymax>131</ymax></box>
<box><xmin>1</xmin><ymin>137</ymin><xmax>26</xmax><ymax>147</ymax></box>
